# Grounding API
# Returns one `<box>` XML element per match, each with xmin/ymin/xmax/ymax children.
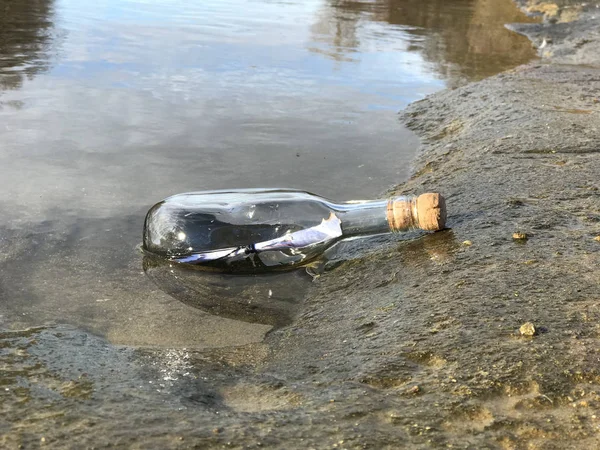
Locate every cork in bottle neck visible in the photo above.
<box><xmin>386</xmin><ymin>193</ymin><xmax>446</xmax><ymax>232</ymax></box>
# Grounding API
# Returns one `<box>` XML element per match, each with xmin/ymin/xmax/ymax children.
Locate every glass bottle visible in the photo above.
<box><xmin>142</xmin><ymin>189</ymin><xmax>446</xmax><ymax>273</ymax></box>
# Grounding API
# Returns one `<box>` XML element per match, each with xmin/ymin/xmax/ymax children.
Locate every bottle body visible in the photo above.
<box><xmin>143</xmin><ymin>188</ymin><xmax>445</xmax><ymax>273</ymax></box>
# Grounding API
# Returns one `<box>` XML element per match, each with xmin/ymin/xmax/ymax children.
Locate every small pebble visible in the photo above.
<box><xmin>462</xmin><ymin>240</ymin><xmax>473</xmax><ymax>246</ymax></box>
<box><xmin>405</xmin><ymin>385</ymin><xmax>421</xmax><ymax>395</ymax></box>
<box><xmin>594</xmin><ymin>236</ymin><xmax>600</xmax><ymax>242</ymax></box>
<box><xmin>520</xmin><ymin>322</ymin><xmax>536</xmax><ymax>336</ymax></box>
<box><xmin>513</xmin><ymin>232</ymin><xmax>528</xmax><ymax>240</ymax></box>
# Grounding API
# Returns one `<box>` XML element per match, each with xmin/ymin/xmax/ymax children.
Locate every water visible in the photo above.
<box><xmin>0</xmin><ymin>0</ymin><xmax>537</xmax><ymax>348</ymax></box>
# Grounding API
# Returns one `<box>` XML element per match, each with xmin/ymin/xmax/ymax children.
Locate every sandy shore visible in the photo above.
<box><xmin>263</xmin><ymin>1</ymin><xmax>600</xmax><ymax>447</ymax></box>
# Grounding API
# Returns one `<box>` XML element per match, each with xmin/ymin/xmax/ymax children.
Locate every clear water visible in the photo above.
<box><xmin>0</xmin><ymin>0</ymin><xmax>538</xmax><ymax>347</ymax></box>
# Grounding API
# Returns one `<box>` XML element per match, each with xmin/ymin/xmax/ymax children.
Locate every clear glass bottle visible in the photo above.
<box><xmin>143</xmin><ymin>188</ymin><xmax>446</xmax><ymax>273</ymax></box>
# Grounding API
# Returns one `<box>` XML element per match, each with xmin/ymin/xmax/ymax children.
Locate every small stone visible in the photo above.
<box><xmin>513</xmin><ymin>232</ymin><xmax>528</xmax><ymax>240</ymax></box>
<box><xmin>520</xmin><ymin>322</ymin><xmax>536</xmax><ymax>336</ymax></box>
<box><xmin>404</xmin><ymin>385</ymin><xmax>421</xmax><ymax>395</ymax></box>
<box><xmin>594</xmin><ymin>236</ymin><xmax>600</xmax><ymax>242</ymax></box>
<box><xmin>462</xmin><ymin>240</ymin><xmax>473</xmax><ymax>246</ymax></box>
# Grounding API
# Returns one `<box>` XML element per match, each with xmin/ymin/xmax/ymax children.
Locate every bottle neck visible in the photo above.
<box><xmin>331</xmin><ymin>196</ymin><xmax>417</xmax><ymax>237</ymax></box>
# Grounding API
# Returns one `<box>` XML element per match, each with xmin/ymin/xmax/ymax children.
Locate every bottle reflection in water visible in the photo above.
<box><xmin>143</xmin><ymin>255</ymin><xmax>312</xmax><ymax>327</ymax></box>
<box><xmin>143</xmin><ymin>189</ymin><xmax>446</xmax><ymax>273</ymax></box>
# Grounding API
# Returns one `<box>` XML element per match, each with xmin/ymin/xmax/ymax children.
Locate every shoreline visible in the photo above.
<box><xmin>3</xmin><ymin>1</ymin><xmax>600</xmax><ymax>447</ymax></box>
<box><xmin>263</xmin><ymin>1</ymin><xmax>600</xmax><ymax>446</ymax></box>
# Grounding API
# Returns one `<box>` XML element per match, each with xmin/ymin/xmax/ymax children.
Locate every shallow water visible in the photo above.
<box><xmin>0</xmin><ymin>0</ymin><xmax>537</xmax><ymax>347</ymax></box>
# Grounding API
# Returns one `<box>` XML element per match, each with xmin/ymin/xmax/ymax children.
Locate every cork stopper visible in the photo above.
<box><xmin>386</xmin><ymin>193</ymin><xmax>447</xmax><ymax>232</ymax></box>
